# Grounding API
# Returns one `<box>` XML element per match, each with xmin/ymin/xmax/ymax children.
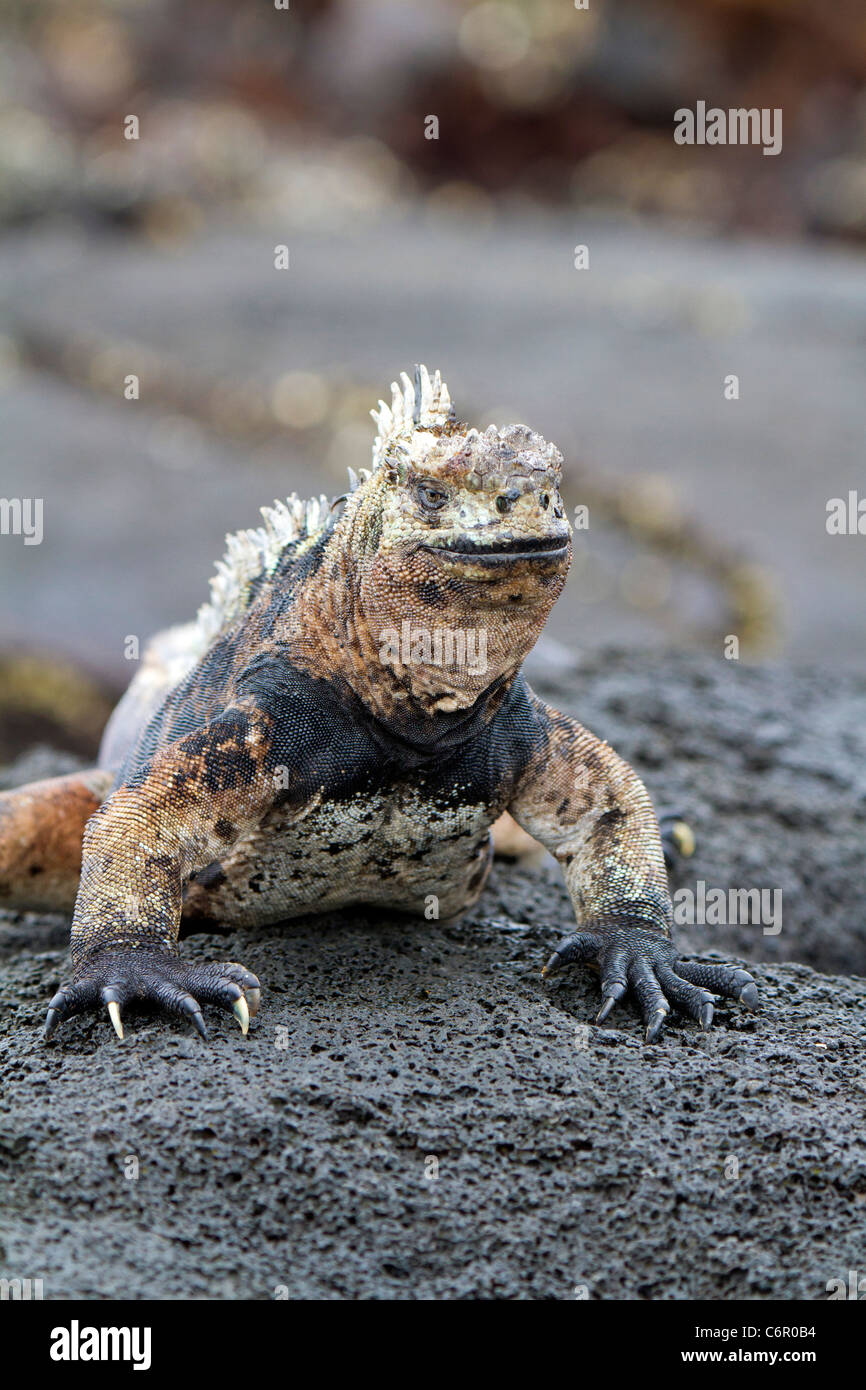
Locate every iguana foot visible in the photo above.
<box><xmin>542</xmin><ymin>923</ymin><xmax>757</xmax><ymax>1042</ymax></box>
<box><xmin>658</xmin><ymin>808</ymin><xmax>696</xmax><ymax>871</ymax></box>
<box><xmin>44</xmin><ymin>950</ymin><xmax>261</xmax><ymax>1041</ymax></box>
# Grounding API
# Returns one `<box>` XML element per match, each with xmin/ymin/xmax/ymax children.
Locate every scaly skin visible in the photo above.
<box><xmin>0</xmin><ymin>365</ymin><xmax>757</xmax><ymax>1043</ymax></box>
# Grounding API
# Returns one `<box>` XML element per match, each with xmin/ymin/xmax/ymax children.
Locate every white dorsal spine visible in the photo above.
<box><xmin>195</xmin><ymin>491</ymin><xmax>331</xmax><ymax>645</ymax></box>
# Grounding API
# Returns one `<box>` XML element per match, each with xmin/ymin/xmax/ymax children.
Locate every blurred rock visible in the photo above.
<box><xmin>0</xmin><ymin>653</ymin><xmax>115</xmax><ymax>762</ymax></box>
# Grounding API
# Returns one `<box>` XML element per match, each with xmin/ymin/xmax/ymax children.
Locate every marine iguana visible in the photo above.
<box><xmin>0</xmin><ymin>365</ymin><xmax>757</xmax><ymax>1042</ymax></box>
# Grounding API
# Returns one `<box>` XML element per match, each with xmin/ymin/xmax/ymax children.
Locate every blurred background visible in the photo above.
<box><xmin>1</xmin><ymin>0</ymin><xmax>865</xmax><ymax>759</ymax></box>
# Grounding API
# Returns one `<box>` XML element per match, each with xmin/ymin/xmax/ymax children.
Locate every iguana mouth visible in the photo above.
<box><xmin>423</xmin><ymin>535</ymin><xmax>569</xmax><ymax>565</ymax></box>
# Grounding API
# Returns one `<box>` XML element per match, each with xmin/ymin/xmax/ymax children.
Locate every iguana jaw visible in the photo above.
<box><xmin>420</xmin><ymin>532</ymin><xmax>570</xmax><ymax>570</ymax></box>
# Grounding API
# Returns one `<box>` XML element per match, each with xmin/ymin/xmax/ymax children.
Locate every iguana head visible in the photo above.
<box><xmin>332</xmin><ymin>366</ymin><xmax>572</xmax><ymax>714</ymax></box>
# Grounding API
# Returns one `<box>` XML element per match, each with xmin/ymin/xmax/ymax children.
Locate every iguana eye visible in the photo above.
<box><xmin>417</xmin><ymin>481</ymin><xmax>449</xmax><ymax>511</ymax></box>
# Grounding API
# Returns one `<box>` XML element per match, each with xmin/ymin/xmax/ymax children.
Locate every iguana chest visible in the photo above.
<box><xmin>182</xmin><ymin>777</ymin><xmax>499</xmax><ymax>928</ymax></box>
<box><xmin>178</xmin><ymin>666</ymin><xmax>537</xmax><ymax>928</ymax></box>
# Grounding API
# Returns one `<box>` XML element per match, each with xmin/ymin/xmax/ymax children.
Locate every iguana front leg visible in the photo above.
<box><xmin>44</xmin><ymin>707</ymin><xmax>273</xmax><ymax>1041</ymax></box>
<box><xmin>509</xmin><ymin>696</ymin><xmax>758</xmax><ymax>1040</ymax></box>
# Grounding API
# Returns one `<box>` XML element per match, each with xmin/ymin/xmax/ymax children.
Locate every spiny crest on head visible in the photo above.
<box><xmin>370</xmin><ymin>364</ymin><xmax>455</xmax><ymax>469</ymax></box>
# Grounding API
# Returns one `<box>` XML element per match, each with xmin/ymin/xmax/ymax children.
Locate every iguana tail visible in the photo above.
<box><xmin>0</xmin><ymin>769</ymin><xmax>113</xmax><ymax>914</ymax></box>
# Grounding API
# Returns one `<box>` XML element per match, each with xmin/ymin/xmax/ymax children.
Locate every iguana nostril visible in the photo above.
<box><xmin>496</xmin><ymin>488</ymin><xmax>521</xmax><ymax>514</ymax></box>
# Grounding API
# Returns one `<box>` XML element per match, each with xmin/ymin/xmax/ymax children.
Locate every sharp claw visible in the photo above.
<box><xmin>44</xmin><ymin>1007</ymin><xmax>61</xmax><ymax>1039</ymax></box>
<box><xmin>189</xmin><ymin>1008</ymin><xmax>208</xmax><ymax>1040</ymax></box>
<box><xmin>671</xmin><ymin>820</ymin><xmax>695</xmax><ymax>858</ymax></box>
<box><xmin>107</xmin><ymin>1000</ymin><xmax>124</xmax><ymax>1040</ymax></box>
<box><xmin>645</xmin><ymin>1007</ymin><xmax>668</xmax><ymax>1043</ymax></box>
<box><xmin>699</xmin><ymin>1001</ymin><xmax>714</xmax><ymax>1030</ymax></box>
<box><xmin>245</xmin><ymin>987</ymin><xmax>261</xmax><ymax>1018</ymax></box>
<box><xmin>596</xmin><ymin>986</ymin><xmax>625</xmax><ymax>1022</ymax></box>
<box><xmin>595</xmin><ymin>978</ymin><xmax>626</xmax><ymax>1023</ymax></box>
<box><xmin>541</xmin><ymin>951</ymin><xmax>561</xmax><ymax>979</ymax></box>
<box><xmin>180</xmin><ymin>995</ymin><xmax>209</xmax><ymax>1039</ymax></box>
<box><xmin>596</xmin><ymin>995</ymin><xmax>616</xmax><ymax>1023</ymax></box>
<box><xmin>232</xmin><ymin>996</ymin><xmax>250</xmax><ymax>1035</ymax></box>
<box><xmin>738</xmin><ymin>981</ymin><xmax>759</xmax><ymax>1011</ymax></box>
